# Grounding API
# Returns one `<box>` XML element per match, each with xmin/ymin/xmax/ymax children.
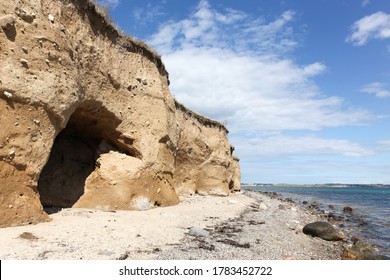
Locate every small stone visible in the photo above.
<box><xmin>351</xmin><ymin>236</ymin><xmax>360</xmax><ymax>243</ymax></box>
<box><xmin>98</xmin><ymin>250</ymin><xmax>115</xmax><ymax>256</ymax></box>
<box><xmin>343</xmin><ymin>206</ymin><xmax>353</xmax><ymax>213</ymax></box>
<box><xmin>48</xmin><ymin>14</ymin><xmax>55</xmax><ymax>23</ymax></box>
<box><xmin>9</xmin><ymin>150</ymin><xmax>15</xmax><ymax>156</ymax></box>
<box><xmin>20</xmin><ymin>58</ymin><xmax>28</xmax><ymax>65</ymax></box>
<box><xmin>14</xmin><ymin>122</ymin><xmax>19</xmax><ymax>126</ymax></box>
<box><xmin>156</xmin><ymin>188</ymin><xmax>161</xmax><ymax>194</ymax></box>
<box><xmin>21</xmin><ymin>47</ymin><xmax>28</xmax><ymax>53</ymax></box>
<box><xmin>259</xmin><ymin>203</ymin><xmax>268</xmax><ymax>210</ymax></box>
<box><xmin>33</xmin><ymin>119</ymin><xmax>40</xmax><ymax>125</ymax></box>
<box><xmin>278</xmin><ymin>204</ymin><xmax>286</xmax><ymax>210</ymax></box>
<box><xmin>8</xmin><ymin>204</ymin><xmax>13</xmax><ymax>208</ymax></box>
<box><xmin>188</xmin><ymin>227</ymin><xmax>209</xmax><ymax>238</ymax></box>
<box><xmin>3</xmin><ymin>91</ymin><xmax>13</xmax><ymax>99</ymax></box>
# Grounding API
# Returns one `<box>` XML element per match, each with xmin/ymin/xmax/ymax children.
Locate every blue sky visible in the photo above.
<box><xmin>98</xmin><ymin>0</ymin><xmax>390</xmax><ymax>184</ymax></box>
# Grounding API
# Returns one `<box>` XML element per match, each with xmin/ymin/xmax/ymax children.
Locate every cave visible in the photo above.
<box><xmin>37</xmin><ymin>101</ymin><xmax>125</xmax><ymax>209</ymax></box>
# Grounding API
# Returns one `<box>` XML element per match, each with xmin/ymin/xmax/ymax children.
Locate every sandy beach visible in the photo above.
<box><xmin>0</xmin><ymin>191</ymin><xmax>343</xmax><ymax>260</ymax></box>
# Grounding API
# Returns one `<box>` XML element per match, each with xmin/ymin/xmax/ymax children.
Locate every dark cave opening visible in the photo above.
<box><xmin>37</xmin><ymin>124</ymin><xmax>100</xmax><ymax>208</ymax></box>
<box><xmin>37</xmin><ymin>102</ymin><xmax>124</xmax><ymax>209</ymax></box>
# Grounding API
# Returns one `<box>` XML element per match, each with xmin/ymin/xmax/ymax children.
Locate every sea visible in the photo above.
<box><xmin>243</xmin><ymin>184</ymin><xmax>390</xmax><ymax>258</ymax></box>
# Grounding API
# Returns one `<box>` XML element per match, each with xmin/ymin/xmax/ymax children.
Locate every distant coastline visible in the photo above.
<box><xmin>242</xmin><ymin>183</ymin><xmax>390</xmax><ymax>188</ymax></box>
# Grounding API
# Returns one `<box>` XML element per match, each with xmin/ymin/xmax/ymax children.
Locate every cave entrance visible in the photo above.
<box><xmin>38</xmin><ymin>101</ymin><xmax>125</xmax><ymax>210</ymax></box>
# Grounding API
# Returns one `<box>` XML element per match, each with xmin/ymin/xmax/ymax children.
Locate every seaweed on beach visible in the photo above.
<box><xmin>217</xmin><ymin>239</ymin><xmax>250</xmax><ymax>248</ymax></box>
<box><xmin>197</xmin><ymin>240</ymin><xmax>215</xmax><ymax>251</ymax></box>
<box><xmin>213</xmin><ymin>224</ymin><xmax>243</xmax><ymax>237</ymax></box>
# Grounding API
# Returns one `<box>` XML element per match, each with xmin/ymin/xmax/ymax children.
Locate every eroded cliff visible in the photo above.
<box><xmin>0</xmin><ymin>0</ymin><xmax>240</xmax><ymax>227</ymax></box>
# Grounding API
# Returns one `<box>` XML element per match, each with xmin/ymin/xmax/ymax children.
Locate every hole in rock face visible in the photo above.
<box><xmin>37</xmin><ymin>124</ymin><xmax>99</xmax><ymax>208</ymax></box>
<box><xmin>38</xmin><ymin>102</ymin><xmax>137</xmax><ymax>209</ymax></box>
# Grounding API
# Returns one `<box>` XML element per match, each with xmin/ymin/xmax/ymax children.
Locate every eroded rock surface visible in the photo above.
<box><xmin>0</xmin><ymin>0</ymin><xmax>240</xmax><ymax>227</ymax></box>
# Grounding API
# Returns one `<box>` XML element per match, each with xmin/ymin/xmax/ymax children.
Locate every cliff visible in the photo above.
<box><xmin>0</xmin><ymin>0</ymin><xmax>240</xmax><ymax>227</ymax></box>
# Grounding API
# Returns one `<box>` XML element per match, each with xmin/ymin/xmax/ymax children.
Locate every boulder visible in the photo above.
<box><xmin>343</xmin><ymin>206</ymin><xmax>353</xmax><ymax>213</ymax></box>
<box><xmin>303</xmin><ymin>221</ymin><xmax>346</xmax><ymax>241</ymax></box>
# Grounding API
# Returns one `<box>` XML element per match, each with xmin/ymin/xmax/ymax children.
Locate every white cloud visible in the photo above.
<box><xmin>233</xmin><ymin>135</ymin><xmax>374</xmax><ymax>158</ymax></box>
<box><xmin>148</xmin><ymin>1</ymin><xmax>371</xmax><ymax>133</ymax></box>
<box><xmin>146</xmin><ymin>0</ymin><xmax>375</xmax><ymax>164</ymax></box>
<box><xmin>361</xmin><ymin>82</ymin><xmax>390</xmax><ymax>98</ymax></box>
<box><xmin>133</xmin><ymin>3</ymin><xmax>166</xmax><ymax>26</ymax></box>
<box><xmin>347</xmin><ymin>11</ymin><xmax>390</xmax><ymax>46</ymax></box>
<box><xmin>149</xmin><ymin>0</ymin><xmax>297</xmax><ymax>56</ymax></box>
<box><xmin>376</xmin><ymin>140</ymin><xmax>390</xmax><ymax>151</ymax></box>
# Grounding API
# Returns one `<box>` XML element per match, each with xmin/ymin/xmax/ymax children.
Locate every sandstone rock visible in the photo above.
<box><xmin>0</xmin><ymin>0</ymin><xmax>240</xmax><ymax>227</ymax></box>
<box><xmin>0</xmin><ymin>14</ymin><xmax>15</xmax><ymax>30</ymax></box>
<box><xmin>15</xmin><ymin>8</ymin><xmax>36</xmax><ymax>23</ymax></box>
<box><xmin>0</xmin><ymin>15</ymin><xmax>16</xmax><ymax>41</ymax></box>
<box><xmin>303</xmin><ymin>221</ymin><xmax>346</xmax><ymax>241</ymax></box>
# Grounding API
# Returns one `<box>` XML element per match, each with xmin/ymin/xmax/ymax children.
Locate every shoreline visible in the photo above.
<box><xmin>155</xmin><ymin>190</ymin><xmax>343</xmax><ymax>260</ymax></box>
<box><xmin>248</xmin><ymin>188</ymin><xmax>390</xmax><ymax>260</ymax></box>
<box><xmin>0</xmin><ymin>190</ymin><xmax>350</xmax><ymax>260</ymax></box>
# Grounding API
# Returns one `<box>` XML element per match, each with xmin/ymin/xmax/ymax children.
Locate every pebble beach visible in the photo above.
<box><xmin>0</xmin><ymin>190</ymin><xmax>345</xmax><ymax>260</ymax></box>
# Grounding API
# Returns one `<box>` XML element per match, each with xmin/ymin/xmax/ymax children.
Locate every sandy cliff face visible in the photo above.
<box><xmin>0</xmin><ymin>0</ymin><xmax>240</xmax><ymax>227</ymax></box>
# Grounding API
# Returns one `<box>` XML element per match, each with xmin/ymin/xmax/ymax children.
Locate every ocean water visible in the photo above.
<box><xmin>243</xmin><ymin>184</ymin><xmax>390</xmax><ymax>258</ymax></box>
